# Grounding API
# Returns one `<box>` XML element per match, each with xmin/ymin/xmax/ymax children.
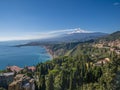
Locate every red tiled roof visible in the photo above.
<box><xmin>7</xmin><ymin>66</ymin><xmax>22</xmax><ymax>73</ymax></box>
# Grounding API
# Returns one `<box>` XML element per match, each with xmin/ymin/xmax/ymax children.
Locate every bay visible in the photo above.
<box><xmin>0</xmin><ymin>41</ymin><xmax>51</xmax><ymax>70</ymax></box>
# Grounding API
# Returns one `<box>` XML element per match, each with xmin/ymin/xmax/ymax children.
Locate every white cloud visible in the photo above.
<box><xmin>48</xmin><ymin>28</ymin><xmax>77</xmax><ymax>34</ymax></box>
<box><xmin>113</xmin><ymin>2</ymin><xmax>120</xmax><ymax>6</ymax></box>
<box><xmin>48</xmin><ymin>28</ymin><xmax>91</xmax><ymax>34</ymax></box>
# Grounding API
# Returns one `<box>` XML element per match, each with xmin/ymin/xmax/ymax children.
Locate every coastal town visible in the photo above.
<box><xmin>0</xmin><ymin>66</ymin><xmax>36</xmax><ymax>90</ymax></box>
<box><xmin>93</xmin><ymin>39</ymin><xmax>120</xmax><ymax>55</ymax></box>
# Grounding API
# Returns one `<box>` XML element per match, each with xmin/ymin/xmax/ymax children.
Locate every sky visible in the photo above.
<box><xmin>0</xmin><ymin>0</ymin><xmax>120</xmax><ymax>41</ymax></box>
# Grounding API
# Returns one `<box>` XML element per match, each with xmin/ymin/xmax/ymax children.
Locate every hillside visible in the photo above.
<box><xmin>93</xmin><ymin>31</ymin><xmax>120</xmax><ymax>48</ymax></box>
<box><xmin>97</xmin><ymin>31</ymin><xmax>120</xmax><ymax>41</ymax></box>
<box><xmin>46</xmin><ymin>31</ymin><xmax>120</xmax><ymax>57</ymax></box>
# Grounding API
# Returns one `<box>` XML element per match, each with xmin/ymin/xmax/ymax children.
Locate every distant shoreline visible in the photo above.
<box><xmin>14</xmin><ymin>43</ymin><xmax>54</xmax><ymax>59</ymax></box>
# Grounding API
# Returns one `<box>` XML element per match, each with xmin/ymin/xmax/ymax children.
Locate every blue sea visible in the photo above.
<box><xmin>0</xmin><ymin>41</ymin><xmax>51</xmax><ymax>70</ymax></box>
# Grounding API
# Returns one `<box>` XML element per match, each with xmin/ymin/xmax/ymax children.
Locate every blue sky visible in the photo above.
<box><xmin>0</xmin><ymin>0</ymin><xmax>120</xmax><ymax>41</ymax></box>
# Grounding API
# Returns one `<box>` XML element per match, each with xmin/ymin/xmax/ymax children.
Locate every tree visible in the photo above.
<box><xmin>46</xmin><ymin>74</ymin><xmax>54</xmax><ymax>90</ymax></box>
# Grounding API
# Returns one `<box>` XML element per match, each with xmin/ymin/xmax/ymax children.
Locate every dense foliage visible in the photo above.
<box><xmin>23</xmin><ymin>45</ymin><xmax>120</xmax><ymax>90</ymax></box>
<box><xmin>18</xmin><ymin>32</ymin><xmax>120</xmax><ymax>90</ymax></box>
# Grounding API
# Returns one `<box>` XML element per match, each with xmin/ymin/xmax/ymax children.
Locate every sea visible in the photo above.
<box><xmin>0</xmin><ymin>41</ymin><xmax>51</xmax><ymax>70</ymax></box>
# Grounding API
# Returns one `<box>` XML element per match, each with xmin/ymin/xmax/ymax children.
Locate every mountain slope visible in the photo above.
<box><xmin>37</xmin><ymin>29</ymin><xmax>107</xmax><ymax>43</ymax></box>
<box><xmin>52</xmin><ymin>32</ymin><xmax>107</xmax><ymax>42</ymax></box>
<box><xmin>46</xmin><ymin>31</ymin><xmax>120</xmax><ymax>57</ymax></box>
<box><xmin>70</xmin><ymin>31</ymin><xmax>120</xmax><ymax>56</ymax></box>
<box><xmin>97</xmin><ymin>31</ymin><xmax>120</xmax><ymax>41</ymax></box>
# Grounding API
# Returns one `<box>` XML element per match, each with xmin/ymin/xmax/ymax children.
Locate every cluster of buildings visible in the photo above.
<box><xmin>93</xmin><ymin>39</ymin><xmax>120</xmax><ymax>48</ymax></box>
<box><xmin>107</xmin><ymin>40</ymin><xmax>120</xmax><ymax>48</ymax></box>
<box><xmin>8</xmin><ymin>74</ymin><xmax>35</xmax><ymax>90</ymax></box>
<box><xmin>93</xmin><ymin>39</ymin><xmax>120</xmax><ymax>55</ymax></box>
<box><xmin>0</xmin><ymin>66</ymin><xmax>36</xmax><ymax>90</ymax></box>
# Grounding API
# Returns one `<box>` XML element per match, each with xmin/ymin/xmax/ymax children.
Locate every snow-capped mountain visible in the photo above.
<box><xmin>67</xmin><ymin>28</ymin><xmax>91</xmax><ymax>34</ymax></box>
<box><xmin>36</xmin><ymin>28</ymin><xmax>108</xmax><ymax>43</ymax></box>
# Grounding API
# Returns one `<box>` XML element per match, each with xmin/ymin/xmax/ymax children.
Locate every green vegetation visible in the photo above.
<box><xmin>45</xmin><ymin>42</ymin><xmax>81</xmax><ymax>57</ymax></box>
<box><xmin>21</xmin><ymin>44</ymin><xmax>120</xmax><ymax>90</ymax></box>
<box><xmin>21</xmin><ymin>31</ymin><xmax>120</xmax><ymax>90</ymax></box>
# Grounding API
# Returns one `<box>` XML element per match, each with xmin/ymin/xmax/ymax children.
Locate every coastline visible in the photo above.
<box><xmin>14</xmin><ymin>43</ymin><xmax>55</xmax><ymax>59</ymax></box>
<box><xmin>43</xmin><ymin>46</ymin><xmax>54</xmax><ymax>59</ymax></box>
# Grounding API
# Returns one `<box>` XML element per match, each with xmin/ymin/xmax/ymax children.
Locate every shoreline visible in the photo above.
<box><xmin>43</xmin><ymin>45</ymin><xmax>54</xmax><ymax>59</ymax></box>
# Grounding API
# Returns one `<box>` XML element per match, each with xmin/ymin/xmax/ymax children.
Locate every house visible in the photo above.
<box><xmin>26</xmin><ymin>66</ymin><xmax>36</xmax><ymax>72</ymax></box>
<box><xmin>7</xmin><ymin>66</ymin><xmax>23</xmax><ymax>73</ymax></box>
<box><xmin>0</xmin><ymin>72</ymin><xmax>14</xmax><ymax>89</ymax></box>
